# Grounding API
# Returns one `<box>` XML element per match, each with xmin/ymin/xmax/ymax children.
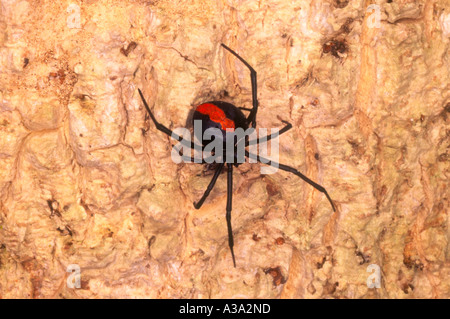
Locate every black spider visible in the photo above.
<box><xmin>138</xmin><ymin>43</ymin><xmax>336</xmax><ymax>267</ymax></box>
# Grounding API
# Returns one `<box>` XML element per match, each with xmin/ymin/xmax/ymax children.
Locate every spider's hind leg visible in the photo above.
<box><xmin>138</xmin><ymin>89</ymin><xmax>203</xmax><ymax>150</ymax></box>
<box><xmin>221</xmin><ymin>44</ymin><xmax>258</xmax><ymax>128</ymax></box>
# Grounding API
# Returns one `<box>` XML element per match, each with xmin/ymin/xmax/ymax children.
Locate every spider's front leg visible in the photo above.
<box><xmin>226</xmin><ymin>163</ymin><xmax>236</xmax><ymax>267</ymax></box>
<box><xmin>191</xmin><ymin>160</ymin><xmax>236</xmax><ymax>267</ymax></box>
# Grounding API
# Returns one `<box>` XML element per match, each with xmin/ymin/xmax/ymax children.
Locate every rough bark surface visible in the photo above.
<box><xmin>0</xmin><ymin>0</ymin><xmax>448</xmax><ymax>298</ymax></box>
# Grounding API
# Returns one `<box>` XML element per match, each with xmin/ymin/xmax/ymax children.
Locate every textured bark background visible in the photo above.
<box><xmin>0</xmin><ymin>0</ymin><xmax>448</xmax><ymax>298</ymax></box>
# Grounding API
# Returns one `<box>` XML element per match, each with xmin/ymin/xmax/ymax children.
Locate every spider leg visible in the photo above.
<box><xmin>193</xmin><ymin>162</ymin><xmax>225</xmax><ymax>209</ymax></box>
<box><xmin>221</xmin><ymin>44</ymin><xmax>258</xmax><ymax>128</ymax></box>
<box><xmin>226</xmin><ymin>163</ymin><xmax>236</xmax><ymax>267</ymax></box>
<box><xmin>246</xmin><ymin>120</ymin><xmax>292</xmax><ymax>146</ymax></box>
<box><xmin>245</xmin><ymin>151</ymin><xmax>336</xmax><ymax>212</ymax></box>
<box><xmin>138</xmin><ymin>89</ymin><xmax>203</xmax><ymax>150</ymax></box>
<box><xmin>239</xmin><ymin>107</ymin><xmax>253</xmax><ymax>112</ymax></box>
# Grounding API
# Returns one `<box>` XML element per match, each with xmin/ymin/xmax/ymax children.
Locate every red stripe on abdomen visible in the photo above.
<box><xmin>196</xmin><ymin>103</ymin><xmax>235</xmax><ymax>131</ymax></box>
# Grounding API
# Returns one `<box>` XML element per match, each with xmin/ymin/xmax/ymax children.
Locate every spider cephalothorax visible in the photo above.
<box><xmin>138</xmin><ymin>44</ymin><xmax>335</xmax><ymax>267</ymax></box>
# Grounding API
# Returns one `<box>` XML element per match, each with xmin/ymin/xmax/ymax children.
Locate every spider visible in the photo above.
<box><xmin>138</xmin><ymin>43</ymin><xmax>336</xmax><ymax>267</ymax></box>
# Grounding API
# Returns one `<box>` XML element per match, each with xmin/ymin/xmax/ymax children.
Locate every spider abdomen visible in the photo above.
<box><xmin>193</xmin><ymin>101</ymin><xmax>248</xmax><ymax>146</ymax></box>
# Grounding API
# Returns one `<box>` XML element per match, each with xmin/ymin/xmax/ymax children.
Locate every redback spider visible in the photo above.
<box><xmin>138</xmin><ymin>43</ymin><xmax>336</xmax><ymax>267</ymax></box>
